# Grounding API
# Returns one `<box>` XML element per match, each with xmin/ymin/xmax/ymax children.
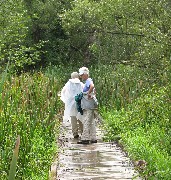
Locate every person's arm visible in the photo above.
<box><xmin>87</xmin><ymin>83</ymin><xmax>94</xmax><ymax>99</ymax></box>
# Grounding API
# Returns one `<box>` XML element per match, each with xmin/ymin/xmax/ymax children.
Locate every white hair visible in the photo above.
<box><xmin>71</xmin><ymin>72</ymin><xmax>79</xmax><ymax>79</ymax></box>
<box><xmin>79</xmin><ymin>67</ymin><xmax>89</xmax><ymax>75</ymax></box>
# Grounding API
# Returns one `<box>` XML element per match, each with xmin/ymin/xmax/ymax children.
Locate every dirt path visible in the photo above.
<box><xmin>50</xmin><ymin>120</ymin><xmax>142</xmax><ymax>180</ymax></box>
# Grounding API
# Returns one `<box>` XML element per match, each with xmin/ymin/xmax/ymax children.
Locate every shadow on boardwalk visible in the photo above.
<box><xmin>50</xmin><ymin>119</ymin><xmax>142</xmax><ymax>180</ymax></box>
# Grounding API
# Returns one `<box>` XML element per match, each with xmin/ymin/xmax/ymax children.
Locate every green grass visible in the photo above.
<box><xmin>1</xmin><ymin>63</ymin><xmax>170</xmax><ymax>179</ymax></box>
<box><xmin>100</xmin><ymin>86</ymin><xmax>171</xmax><ymax>179</ymax></box>
<box><xmin>0</xmin><ymin>68</ymin><xmax>64</xmax><ymax>179</ymax></box>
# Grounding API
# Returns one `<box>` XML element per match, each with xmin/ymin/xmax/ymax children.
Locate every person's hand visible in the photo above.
<box><xmin>88</xmin><ymin>94</ymin><xmax>92</xmax><ymax>99</ymax></box>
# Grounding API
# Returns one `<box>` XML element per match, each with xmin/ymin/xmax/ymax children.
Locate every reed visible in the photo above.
<box><xmin>0</xmin><ymin>64</ymin><xmax>154</xmax><ymax>179</ymax></box>
<box><xmin>91</xmin><ymin>64</ymin><xmax>146</xmax><ymax>111</ymax></box>
<box><xmin>0</xmin><ymin>69</ymin><xmax>64</xmax><ymax>179</ymax></box>
<box><xmin>8</xmin><ymin>136</ymin><xmax>20</xmax><ymax>180</ymax></box>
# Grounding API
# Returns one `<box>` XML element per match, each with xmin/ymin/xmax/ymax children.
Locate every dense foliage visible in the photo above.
<box><xmin>62</xmin><ymin>0</ymin><xmax>171</xmax><ymax>71</ymax></box>
<box><xmin>101</xmin><ymin>85</ymin><xmax>170</xmax><ymax>179</ymax></box>
<box><xmin>1</xmin><ymin>0</ymin><xmax>171</xmax><ymax>179</ymax></box>
<box><xmin>1</xmin><ymin>0</ymin><xmax>171</xmax><ymax>72</ymax></box>
<box><xmin>0</xmin><ymin>66</ymin><xmax>67</xmax><ymax>179</ymax></box>
<box><xmin>0</xmin><ymin>0</ymin><xmax>70</xmax><ymax>73</ymax></box>
<box><xmin>96</xmin><ymin>63</ymin><xmax>170</xmax><ymax>179</ymax></box>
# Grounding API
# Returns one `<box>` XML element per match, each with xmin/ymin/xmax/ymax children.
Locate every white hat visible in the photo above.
<box><xmin>79</xmin><ymin>67</ymin><xmax>89</xmax><ymax>75</ymax></box>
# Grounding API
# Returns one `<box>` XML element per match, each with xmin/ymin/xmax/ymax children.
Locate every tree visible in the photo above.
<box><xmin>23</xmin><ymin>0</ymin><xmax>71</xmax><ymax>65</ymax></box>
<box><xmin>0</xmin><ymin>0</ymin><xmax>46</xmax><ymax>72</ymax></box>
<box><xmin>62</xmin><ymin>0</ymin><xmax>171</xmax><ymax>80</ymax></box>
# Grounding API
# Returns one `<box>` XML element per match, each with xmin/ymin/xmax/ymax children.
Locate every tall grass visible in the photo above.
<box><xmin>1</xmin><ymin>63</ymin><xmax>169</xmax><ymax>179</ymax></box>
<box><xmin>96</xmin><ymin>63</ymin><xmax>170</xmax><ymax>179</ymax></box>
<box><xmin>0</xmin><ymin>67</ymin><xmax>65</xmax><ymax>179</ymax></box>
<box><xmin>91</xmin><ymin>64</ymin><xmax>150</xmax><ymax>110</ymax></box>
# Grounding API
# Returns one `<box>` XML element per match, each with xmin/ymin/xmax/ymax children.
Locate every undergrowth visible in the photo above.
<box><xmin>100</xmin><ymin>86</ymin><xmax>171</xmax><ymax>179</ymax></box>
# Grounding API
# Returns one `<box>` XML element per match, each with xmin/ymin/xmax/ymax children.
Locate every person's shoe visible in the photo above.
<box><xmin>90</xmin><ymin>140</ymin><xmax>97</xmax><ymax>143</ymax></box>
<box><xmin>74</xmin><ymin>135</ymin><xmax>79</xmax><ymax>139</ymax></box>
<box><xmin>77</xmin><ymin>140</ymin><xmax>89</xmax><ymax>144</ymax></box>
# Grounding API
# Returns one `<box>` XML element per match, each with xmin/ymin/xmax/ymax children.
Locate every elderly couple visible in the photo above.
<box><xmin>60</xmin><ymin>67</ymin><xmax>97</xmax><ymax>144</ymax></box>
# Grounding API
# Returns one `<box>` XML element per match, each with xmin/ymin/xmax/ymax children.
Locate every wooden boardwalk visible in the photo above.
<box><xmin>50</xmin><ymin>120</ymin><xmax>142</xmax><ymax>180</ymax></box>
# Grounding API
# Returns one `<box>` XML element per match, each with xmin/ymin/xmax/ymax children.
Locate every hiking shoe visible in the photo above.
<box><xmin>74</xmin><ymin>135</ymin><xmax>79</xmax><ymax>139</ymax></box>
<box><xmin>77</xmin><ymin>140</ymin><xmax>89</xmax><ymax>144</ymax></box>
<box><xmin>90</xmin><ymin>140</ymin><xmax>97</xmax><ymax>143</ymax></box>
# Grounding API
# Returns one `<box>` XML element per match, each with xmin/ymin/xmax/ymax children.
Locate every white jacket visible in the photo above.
<box><xmin>60</xmin><ymin>78</ymin><xmax>84</xmax><ymax>120</ymax></box>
